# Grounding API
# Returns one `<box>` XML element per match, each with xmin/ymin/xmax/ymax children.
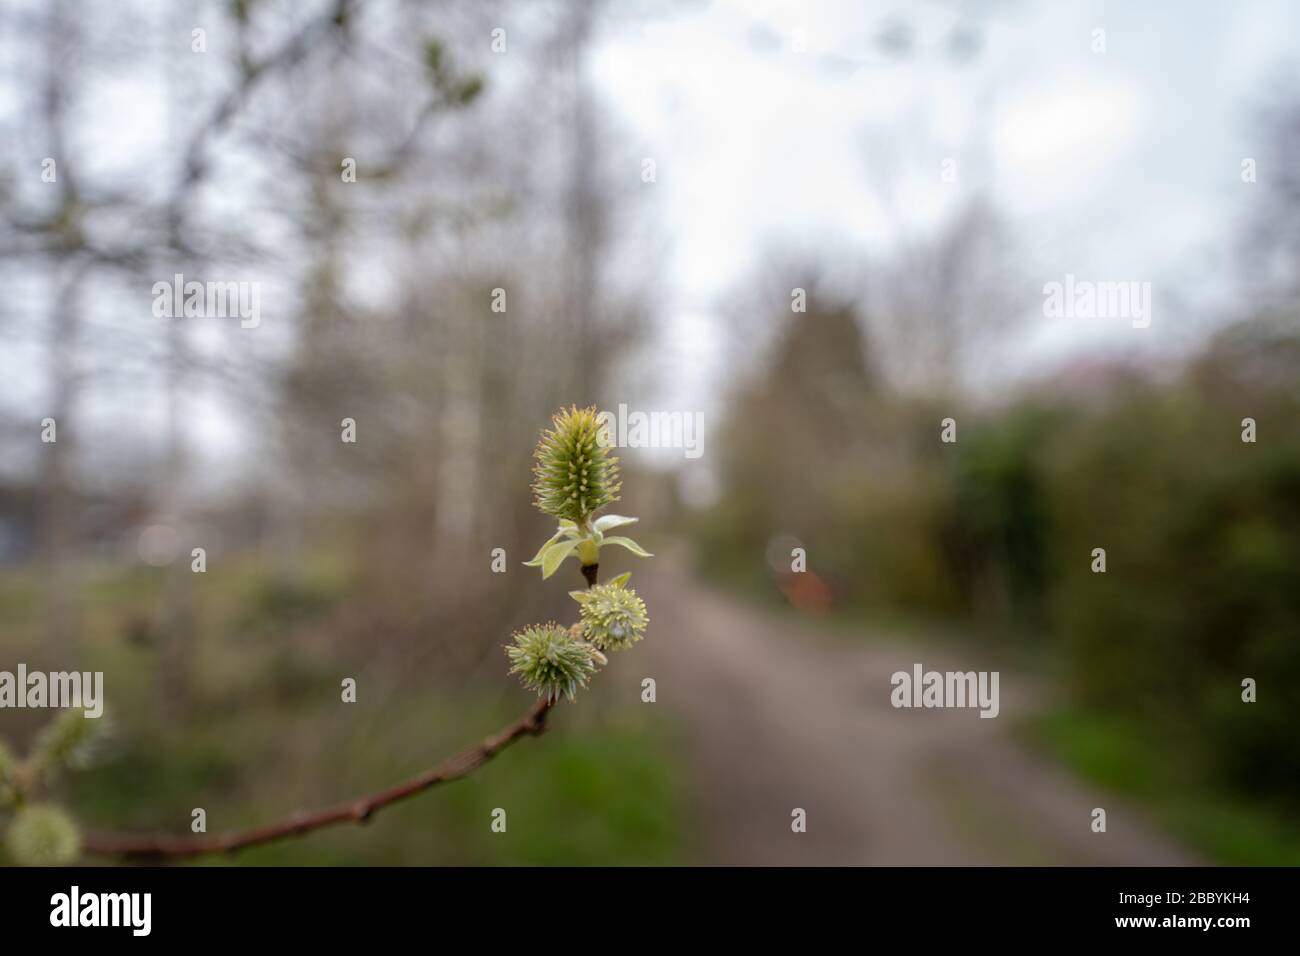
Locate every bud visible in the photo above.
<box><xmin>6</xmin><ymin>804</ymin><xmax>80</xmax><ymax>866</ymax></box>
<box><xmin>506</xmin><ymin>622</ymin><xmax>597</xmax><ymax>702</ymax></box>
<box><xmin>578</xmin><ymin>581</ymin><xmax>649</xmax><ymax>651</ymax></box>
<box><xmin>33</xmin><ymin>709</ymin><xmax>104</xmax><ymax>775</ymax></box>
<box><xmin>531</xmin><ymin>406</ymin><xmax>621</xmax><ymax>523</ymax></box>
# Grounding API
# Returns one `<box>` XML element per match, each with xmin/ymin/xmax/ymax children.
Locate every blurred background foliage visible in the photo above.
<box><xmin>2</xmin><ymin>0</ymin><xmax>1299</xmax><ymax>865</ymax></box>
<box><xmin>693</xmin><ymin>310</ymin><xmax>1300</xmax><ymax>861</ymax></box>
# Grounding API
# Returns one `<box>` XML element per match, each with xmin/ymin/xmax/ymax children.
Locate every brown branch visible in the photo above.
<box><xmin>82</xmin><ymin>560</ymin><xmax>603</xmax><ymax>861</ymax></box>
<box><xmin>81</xmin><ymin>695</ymin><xmax>552</xmax><ymax>860</ymax></box>
<box><xmin>172</xmin><ymin>0</ymin><xmax>353</xmax><ymax>201</ymax></box>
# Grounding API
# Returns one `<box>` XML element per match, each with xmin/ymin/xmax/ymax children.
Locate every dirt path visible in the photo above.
<box><xmin>633</xmin><ymin>556</ymin><xmax>1200</xmax><ymax>865</ymax></box>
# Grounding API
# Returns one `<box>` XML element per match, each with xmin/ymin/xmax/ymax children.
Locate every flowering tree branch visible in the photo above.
<box><xmin>0</xmin><ymin>406</ymin><xmax>650</xmax><ymax>864</ymax></box>
<box><xmin>80</xmin><ymin>695</ymin><xmax>555</xmax><ymax>860</ymax></box>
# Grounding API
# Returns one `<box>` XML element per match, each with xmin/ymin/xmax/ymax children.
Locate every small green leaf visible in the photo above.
<box><xmin>541</xmin><ymin>539</ymin><xmax>578</xmax><ymax>579</ymax></box>
<box><xmin>601</xmin><ymin>536</ymin><xmax>653</xmax><ymax>558</ymax></box>
<box><xmin>424</xmin><ymin>39</ymin><xmax>445</xmax><ymax>76</ymax></box>
<box><xmin>569</xmin><ymin>590</ymin><xmax>592</xmax><ymax>603</ymax></box>
<box><xmin>455</xmin><ymin>76</ymin><xmax>484</xmax><ymax>106</ymax></box>
<box><xmin>607</xmin><ymin>572</ymin><xmax>632</xmax><ymax>589</ymax></box>
<box><xmin>522</xmin><ymin>529</ymin><xmax>567</xmax><ymax>566</ymax></box>
<box><xmin>524</xmin><ymin>524</ymin><xmax>582</xmax><ymax>565</ymax></box>
<box><xmin>594</xmin><ymin>514</ymin><xmax>638</xmax><ymax>533</ymax></box>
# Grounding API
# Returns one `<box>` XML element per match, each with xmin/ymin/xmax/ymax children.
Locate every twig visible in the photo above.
<box><xmin>82</xmin><ymin>696</ymin><xmax>552</xmax><ymax>860</ymax></box>
<box><xmin>81</xmin><ymin>561</ymin><xmax>602</xmax><ymax>861</ymax></box>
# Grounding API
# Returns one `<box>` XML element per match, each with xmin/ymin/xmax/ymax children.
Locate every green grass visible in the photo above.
<box><xmin>1026</xmin><ymin>707</ymin><xmax>1300</xmax><ymax>866</ymax></box>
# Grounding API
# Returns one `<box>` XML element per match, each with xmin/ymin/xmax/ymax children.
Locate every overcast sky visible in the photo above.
<box><xmin>590</xmin><ymin>0</ymin><xmax>1300</xmax><ymax>413</ymax></box>
<box><xmin>4</xmin><ymin>0</ymin><xmax>1299</xmax><ymax>485</ymax></box>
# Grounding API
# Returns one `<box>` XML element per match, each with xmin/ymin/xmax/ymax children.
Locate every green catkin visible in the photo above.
<box><xmin>32</xmin><ymin>709</ymin><xmax>102</xmax><ymax>774</ymax></box>
<box><xmin>5</xmin><ymin>805</ymin><xmax>80</xmax><ymax>866</ymax></box>
<box><xmin>531</xmin><ymin>406</ymin><xmax>622</xmax><ymax>523</ymax></box>
<box><xmin>506</xmin><ymin>622</ymin><xmax>597</xmax><ymax>702</ymax></box>
<box><xmin>579</xmin><ymin>583</ymin><xmax>649</xmax><ymax>651</ymax></box>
